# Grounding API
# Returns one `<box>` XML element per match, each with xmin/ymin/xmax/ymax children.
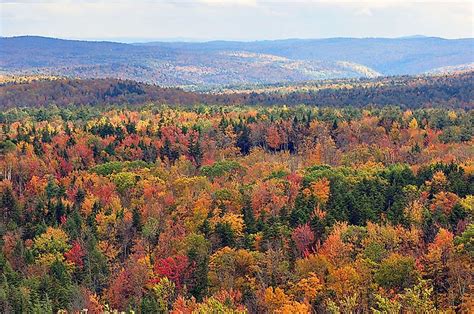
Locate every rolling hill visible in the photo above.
<box><xmin>1</xmin><ymin>72</ymin><xmax>472</xmax><ymax>109</ymax></box>
<box><xmin>1</xmin><ymin>36</ymin><xmax>473</xmax><ymax>87</ymax></box>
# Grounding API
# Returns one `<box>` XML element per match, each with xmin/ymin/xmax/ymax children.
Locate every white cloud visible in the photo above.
<box><xmin>0</xmin><ymin>0</ymin><xmax>472</xmax><ymax>39</ymax></box>
<box><xmin>355</xmin><ymin>7</ymin><xmax>373</xmax><ymax>16</ymax></box>
<box><xmin>198</xmin><ymin>0</ymin><xmax>257</xmax><ymax>6</ymax></box>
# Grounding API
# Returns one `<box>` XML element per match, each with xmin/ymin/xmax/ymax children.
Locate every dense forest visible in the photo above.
<box><xmin>0</xmin><ymin>104</ymin><xmax>473</xmax><ymax>313</ymax></box>
<box><xmin>1</xmin><ymin>72</ymin><xmax>473</xmax><ymax>109</ymax></box>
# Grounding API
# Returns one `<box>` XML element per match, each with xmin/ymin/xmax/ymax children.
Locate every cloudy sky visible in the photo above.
<box><xmin>1</xmin><ymin>0</ymin><xmax>473</xmax><ymax>41</ymax></box>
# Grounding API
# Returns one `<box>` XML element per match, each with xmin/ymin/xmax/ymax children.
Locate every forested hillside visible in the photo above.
<box><xmin>1</xmin><ymin>36</ymin><xmax>473</xmax><ymax>86</ymax></box>
<box><xmin>0</xmin><ymin>105</ymin><xmax>473</xmax><ymax>312</ymax></box>
<box><xmin>2</xmin><ymin>0</ymin><xmax>473</xmax><ymax>313</ymax></box>
<box><xmin>142</xmin><ymin>37</ymin><xmax>474</xmax><ymax>75</ymax></box>
<box><xmin>1</xmin><ymin>72</ymin><xmax>473</xmax><ymax>109</ymax></box>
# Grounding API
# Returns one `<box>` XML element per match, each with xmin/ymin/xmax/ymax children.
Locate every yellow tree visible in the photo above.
<box><xmin>32</xmin><ymin>227</ymin><xmax>71</xmax><ymax>268</ymax></box>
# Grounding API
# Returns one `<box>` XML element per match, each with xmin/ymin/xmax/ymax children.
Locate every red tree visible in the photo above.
<box><xmin>153</xmin><ymin>254</ymin><xmax>190</xmax><ymax>289</ymax></box>
<box><xmin>292</xmin><ymin>223</ymin><xmax>315</xmax><ymax>257</ymax></box>
<box><xmin>64</xmin><ymin>240</ymin><xmax>86</xmax><ymax>268</ymax></box>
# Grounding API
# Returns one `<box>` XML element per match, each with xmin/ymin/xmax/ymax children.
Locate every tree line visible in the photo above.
<box><xmin>1</xmin><ymin>72</ymin><xmax>473</xmax><ymax>109</ymax></box>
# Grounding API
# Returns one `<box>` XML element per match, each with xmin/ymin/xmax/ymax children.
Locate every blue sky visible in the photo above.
<box><xmin>1</xmin><ymin>1</ymin><xmax>473</xmax><ymax>41</ymax></box>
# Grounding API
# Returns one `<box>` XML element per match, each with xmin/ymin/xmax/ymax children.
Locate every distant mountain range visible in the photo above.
<box><xmin>1</xmin><ymin>36</ymin><xmax>473</xmax><ymax>87</ymax></box>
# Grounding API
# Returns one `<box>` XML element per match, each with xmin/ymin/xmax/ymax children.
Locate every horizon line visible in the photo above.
<box><xmin>2</xmin><ymin>34</ymin><xmax>474</xmax><ymax>44</ymax></box>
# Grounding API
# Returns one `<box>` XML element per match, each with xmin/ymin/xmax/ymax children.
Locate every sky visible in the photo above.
<box><xmin>0</xmin><ymin>0</ymin><xmax>473</xmax><ymax>41</ymax></box>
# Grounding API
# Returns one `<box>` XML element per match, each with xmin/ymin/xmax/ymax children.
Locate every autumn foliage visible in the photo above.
<box><xmin>0</xmin><ymin>104</ymin><xmax>473</xmax><ymax>313</ymax></box>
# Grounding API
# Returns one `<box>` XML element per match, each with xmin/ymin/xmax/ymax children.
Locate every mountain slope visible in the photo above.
<box><xmin>1</xmin><ymin>36</ymin><xmax>472</xmax><ymax>86</ymax></box>
<box><xmin>142</xmin><ymin>37</ymin><xmax>474</xmax><ymax>75</ymax></box>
